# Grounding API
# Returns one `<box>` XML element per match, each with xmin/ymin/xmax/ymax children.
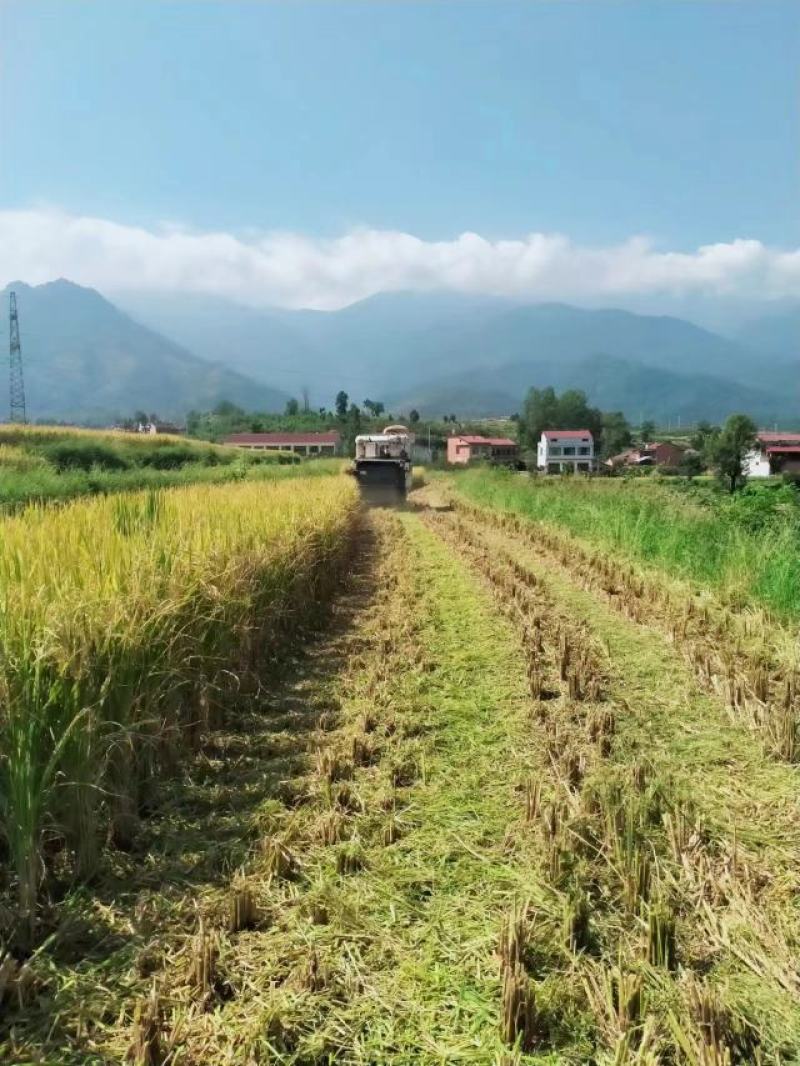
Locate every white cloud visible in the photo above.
<box><xmin>1</xmin><ymin>207</ymin><xmax>798</xmax><ymax>310</ymax></box>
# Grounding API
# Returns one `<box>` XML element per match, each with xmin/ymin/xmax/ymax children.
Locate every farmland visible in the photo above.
<box><xmin>2</xmin><ymin>463</ymin><xmax>800</xmax><ymax>1064</ymax></box>
<box><xmin>0</xmin><ymin>425</ymin><xmax>338</xmax><ymax>510</ymax></box>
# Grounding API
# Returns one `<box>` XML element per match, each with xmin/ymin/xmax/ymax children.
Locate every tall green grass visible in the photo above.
<box><xmin>451</xmin><ymin>469</ymin><xmax>800</xmax><ymax>620</ymax></box>
<box><xmin>0</xmin><ymin>449</ymin><xmax>342</xmax><ymax>510</ymax></box>
<box><xmin>0</xmin><ymin>475</ymin><xmax>359</xmax><ymax>943</ymax></box>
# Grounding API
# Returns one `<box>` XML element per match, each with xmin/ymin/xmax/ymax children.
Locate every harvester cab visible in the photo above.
<box><xmin>352</xmin><ymin>424</ymin><xmax>413</xmax><ymax>503</ymax></box>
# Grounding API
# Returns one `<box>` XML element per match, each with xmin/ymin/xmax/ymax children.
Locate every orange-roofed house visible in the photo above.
<box><xmin>446</xmin><ymin>434</ymin><xmax>519</xmax><ymax>466</ymax></box>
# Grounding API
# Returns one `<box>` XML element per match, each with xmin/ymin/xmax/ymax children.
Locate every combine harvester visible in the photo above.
<box><xmin>351</xmin><ymin>424</ymin><xmax>413</xmax><ymax>504</ymax></box>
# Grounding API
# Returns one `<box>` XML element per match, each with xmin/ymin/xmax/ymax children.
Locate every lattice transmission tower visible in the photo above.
<box><xmin>8</xmin><ymin>291</ymin><xmax>26</xmax><ymax>423</ymax></box>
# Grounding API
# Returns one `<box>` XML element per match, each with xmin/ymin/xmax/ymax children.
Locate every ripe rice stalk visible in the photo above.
<box><xmin>562</xmin><ymin>889</ymin><xmax>592</xmax><ymax>954</ymax></box>
<box><xmin>667</xmin><ymin>978</ymin><xmax>757</xmax><ymax>1066</ymax></box>
<box><xmin>188</xmin><ymin>918</ymin><xmax>218</xmax><ymax>1003</ymax></box>
<box><xmin>130</xmin><ymin>982</ymin><xmax>163</xmax><ymax>1066</ymax></box>
<box><xmin>261</xmin><ymin>836</ymin><xmax>298</xmax><ymax>880</ymax></box>
<box><xmin>524</xmin><ymin>777</ymin><xmax>541</xmax><ymax>822</ymax></box>
<box><xmin>0</xmin><ymin>476</ymin><xmax>359</xmax><ymax>930</ymax></box>
<box><xmin>583</xmin><ymin>963</ymin><xmax>646</xmax><ymax>1048</ymax></box>
<box><xmin>646</xmin><ymin>899</ymin><xmax>677</xmax><ymax>970</ymax></box>
<box><xmin>315</xmin><ymin>810</ymin><xmax>347</xmax><ymax>846</ymax></box>
<box><xmin>228</xmin><ymin>875</ymin><xmax>258</xmax><ymax>933</ymax></box>
<box><xmin>382</xmin><ymin>816</ymin><xmax>402</xmax><ymax>846</ymax></box>
<box><xmin>336</xmin><ymin>839</ymin><xmax>366</xmax><ymax>875</ymax></box>
<box><xmin>500</xmin><ymin>962</ymin><xmax>539</xmax><ymax>1052</ymax></box>
<box><xmin>499</xmin><ymin>901</ymin><xmax>531</xmax><ymax>972</ymax></box>
<box><xmin>295</xmin><ymin>946</ymin><xmax>330</xmax><ymax>992</ymax></box>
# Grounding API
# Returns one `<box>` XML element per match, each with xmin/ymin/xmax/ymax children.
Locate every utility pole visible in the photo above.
<box><xmin>8</xmin><ymin>291</ymin><xmax>26</xmax><ymax>424</ymax></box>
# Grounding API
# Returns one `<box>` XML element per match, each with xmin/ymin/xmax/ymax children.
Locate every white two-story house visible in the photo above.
<box><xmin>537</xmin><ymin>429</ymin><xmax>595</xmax><ymax>473</ymax></box>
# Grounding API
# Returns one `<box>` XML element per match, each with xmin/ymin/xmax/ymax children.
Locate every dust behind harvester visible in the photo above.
<box><xmin>351</xmin><ymin>424</ymin><xmax>413</xmax><ymax>505</ymax></box>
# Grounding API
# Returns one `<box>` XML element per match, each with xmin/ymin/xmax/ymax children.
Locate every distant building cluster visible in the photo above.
<box><xmin>606</xmin><ymin>440</ymin><xmax>690</xmax><ymax>470</ymax></box>
<box><xmin>745</xmin><ymin>432</ymin><xmax>800</xmax><ymax>477</ymax></box>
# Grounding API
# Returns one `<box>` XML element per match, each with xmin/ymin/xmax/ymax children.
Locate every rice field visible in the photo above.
<box><xmin>2</xmin><ymin>470</ymin><xmax>799</xmax><ymax>1064</ymax></box>
<box><xmin>0</xmin><ymin>423</ymin><xmax>332</xmax><ymax>510</ymax></box>
<box><xmin>0</xmin><ymin>475</ymin><xmax>360</xmax><ymax>948</ymax></box>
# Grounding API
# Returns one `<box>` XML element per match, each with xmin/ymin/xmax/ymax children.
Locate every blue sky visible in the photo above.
<box><xmin>0</xmin><ymin>2</ymin><xmax>797</xmax><ymax>309</ymax></box>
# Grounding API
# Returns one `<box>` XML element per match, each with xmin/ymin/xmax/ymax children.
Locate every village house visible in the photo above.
<box><xmin>745</xmin><ymin>431</ymin><xmax>800</xmax><ymax>477</ymax></box>
<box><xmin>606</xmin><ymin>441</ymin><xmax>689</xmax><ymax>470</ymax></box>
<box><xmin>223</xmin><ymin>431</ymin><xmax>341</xmax><ymax>457</ymax></box>
<box><xmin>537</xmin><ymin>429</ymin><xmax>595</xmax><ymax>473</ymax></box>
<box><xmin>446</xmin><ymin>434</ymin><xmax>519</xmax><ymax>466</ymax></box>
<box><xmin>137</xmin><ymin>421</ymin><xmax>183</xmax><ymax>436</ymax></box>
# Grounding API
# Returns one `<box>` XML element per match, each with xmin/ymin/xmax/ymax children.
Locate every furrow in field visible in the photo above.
<box><xmin>4</xmin><ymin>509</ymin><xmax>574</xmax><ymax>1065</ymax></box>
<box><xmin>449</xmin><ymin>483</ymin><xmax>800</xmax><ymax>766</ymax></box>
<box><xmin>416</xmin><ymin>493</ymin><xmax>800</xmax><ymax>1063</ymax></box>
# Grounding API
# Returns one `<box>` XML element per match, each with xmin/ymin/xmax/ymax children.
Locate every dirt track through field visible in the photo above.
<box><xmin>4</xmin><ymin>495</ymin><xmax>800</xmax><ymax>1065</ymax></box>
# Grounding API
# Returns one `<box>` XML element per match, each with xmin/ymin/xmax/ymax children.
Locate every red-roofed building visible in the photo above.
<box><xmin>223</xmin><ymin>431</ymin><xmax>341</xmax><ymax>457</ymax></box>
<box><xmin>746</xmin><ymin>431</ymin><xmax>800</xmax><ymax>477</ymax></box>
<box><xmin>606</xmin><ymin>441</ymin><xmax>689</xmax><ymax>470</ymax></box>
<box><xmin>446</xmin><ymin>434</ymin><xmax>519</xmax><ymax>466</ymax></box>
<box><xmin>537</xmin><ymin>429</ymin><xmax>595</xmax><ymax>473</ymax></box>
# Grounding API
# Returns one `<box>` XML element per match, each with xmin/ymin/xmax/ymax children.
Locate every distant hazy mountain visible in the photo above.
<box><xmin>389</xmin><ymin>353</ymin><xmax>791</xmax><ymax>425</ymax></box>
<box><xmin>12</xmin><ymin>281</ymin><xmax>796</xmax><ymax>424</ymax></box>
<box><xmin>116</xmin><ymin>288</ymin><xmax>793</xmax><ymax>421</ymax></box>
<box><xmin>115</xmin><ymin>289</ymin><xmax>516</xmax><ymax>406</ymax></box>
<box><xmin>2</xmin><ymin>281</ymin><xmax>289</xmax><ymax>422</ymax></box>
<box><xmin>735</xmin><ymin>307</ymin><xmax>799</xmax><ymax>360</ymax></box>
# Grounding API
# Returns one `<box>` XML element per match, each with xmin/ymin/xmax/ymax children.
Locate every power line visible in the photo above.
<box><xmin>8</xmin><ymin>292</ymin><xmax>27</xmax><ymax>424</ymax></box>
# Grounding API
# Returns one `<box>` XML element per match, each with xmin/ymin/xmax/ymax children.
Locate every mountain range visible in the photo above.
<box><xmin>2</xmin><ymin>281</ymin><xmax>289</xmax><ymax>422</ymax></box>
<box><xmin>1</xmin><ymin>279</ymin><xmax>797</xmax><ymax>425</ymax></box>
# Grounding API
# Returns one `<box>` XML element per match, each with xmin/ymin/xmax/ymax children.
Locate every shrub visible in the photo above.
<box><xmin>43</xmin><ymin>441</ymin><xmax>130</xmax><ymax>472</ymax></box>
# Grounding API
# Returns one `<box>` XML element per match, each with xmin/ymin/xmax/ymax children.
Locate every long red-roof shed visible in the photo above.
<box><xmin>224</xmin><ymin>431</ymin><xmax>341</xmax><ymax>446</ymax></box>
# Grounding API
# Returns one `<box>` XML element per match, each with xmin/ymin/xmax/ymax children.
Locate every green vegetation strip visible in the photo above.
<box><xmin>450</xmin><ymin>468</ymin><xmax>800</xmax><ymax>620</ymax></box>
<box><xmin>436</xmin><ymin>503</ymin><xmax>800</xmax><ymax>1058</ymax></box>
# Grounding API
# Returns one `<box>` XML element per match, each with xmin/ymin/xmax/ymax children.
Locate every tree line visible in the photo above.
<box><xmin>520</xmin><ymin>386</ymin><xmax>760</xmax><ymax>491</ymax></box>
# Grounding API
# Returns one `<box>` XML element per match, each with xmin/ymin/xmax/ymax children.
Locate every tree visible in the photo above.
<box><xmin>520</xmin><ymin>387</ymin><xmax>602</xmax><ymax>450</ymax></box>
<box><xmin>691</xmin><ymin>420</ymin><xmax>720</xmax><ymax>453</ymax></box>
<box><xmin>213</xmin><ymin>400</ymin><xmax>244</xmax><ymax>418</ymax></box>
<box><xmin>601</xmin><ymin>411</ymin><xmax>633</xmax><ymax>459</ymax></box>
<box><xmin>335</xmin><ymin>391</ymin><xmax>349</xmax><ymax>418</ymax></box>
<box><xmin>409</xmin><ymin>409</ymin><xmax>420</xmax><ymax>424</ymax></box>
<box><xmin>707</xmin><ymin>413</ymin><xmax>757</xmax><ymax>493</ymax></box>
<box><xmin>363</xmin><ymin>399</ymin><xmax>385</xmax><ymax>418</ymax></box>
<box><xmin>448</xmin><ymin>413</ymin><xmax>457</xmax><ymax>424</ymax></box>
<box><xmin>640</xmin><ymin>420</ymin><xmax>656</xmax><ymax>443</ymax></box>
<box><xmin>285</xmin><ymin>397</ymin><xmax>300</xmax><ymax>416</ymax></box>
<box><xmin>678</xmin><ymin>451</ymin><xmax>705</xmax><ymax>477</ymax></box>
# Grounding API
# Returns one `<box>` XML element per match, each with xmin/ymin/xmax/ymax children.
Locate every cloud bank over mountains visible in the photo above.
<box><xmin>2</xmin><ymin>207</ymin><xmax>799</xmax><ymax>311</ymax></box>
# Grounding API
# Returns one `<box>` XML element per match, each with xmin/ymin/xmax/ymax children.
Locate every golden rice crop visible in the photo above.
<box><xmin>0</xmin><ymin>423</ymin><xmax>189</xmax><ymax>449</ymax></box>
<box><xmin>0</xmin><ymin>475</ymin><xmax>360</xmax><ymax>944</ymax></box>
